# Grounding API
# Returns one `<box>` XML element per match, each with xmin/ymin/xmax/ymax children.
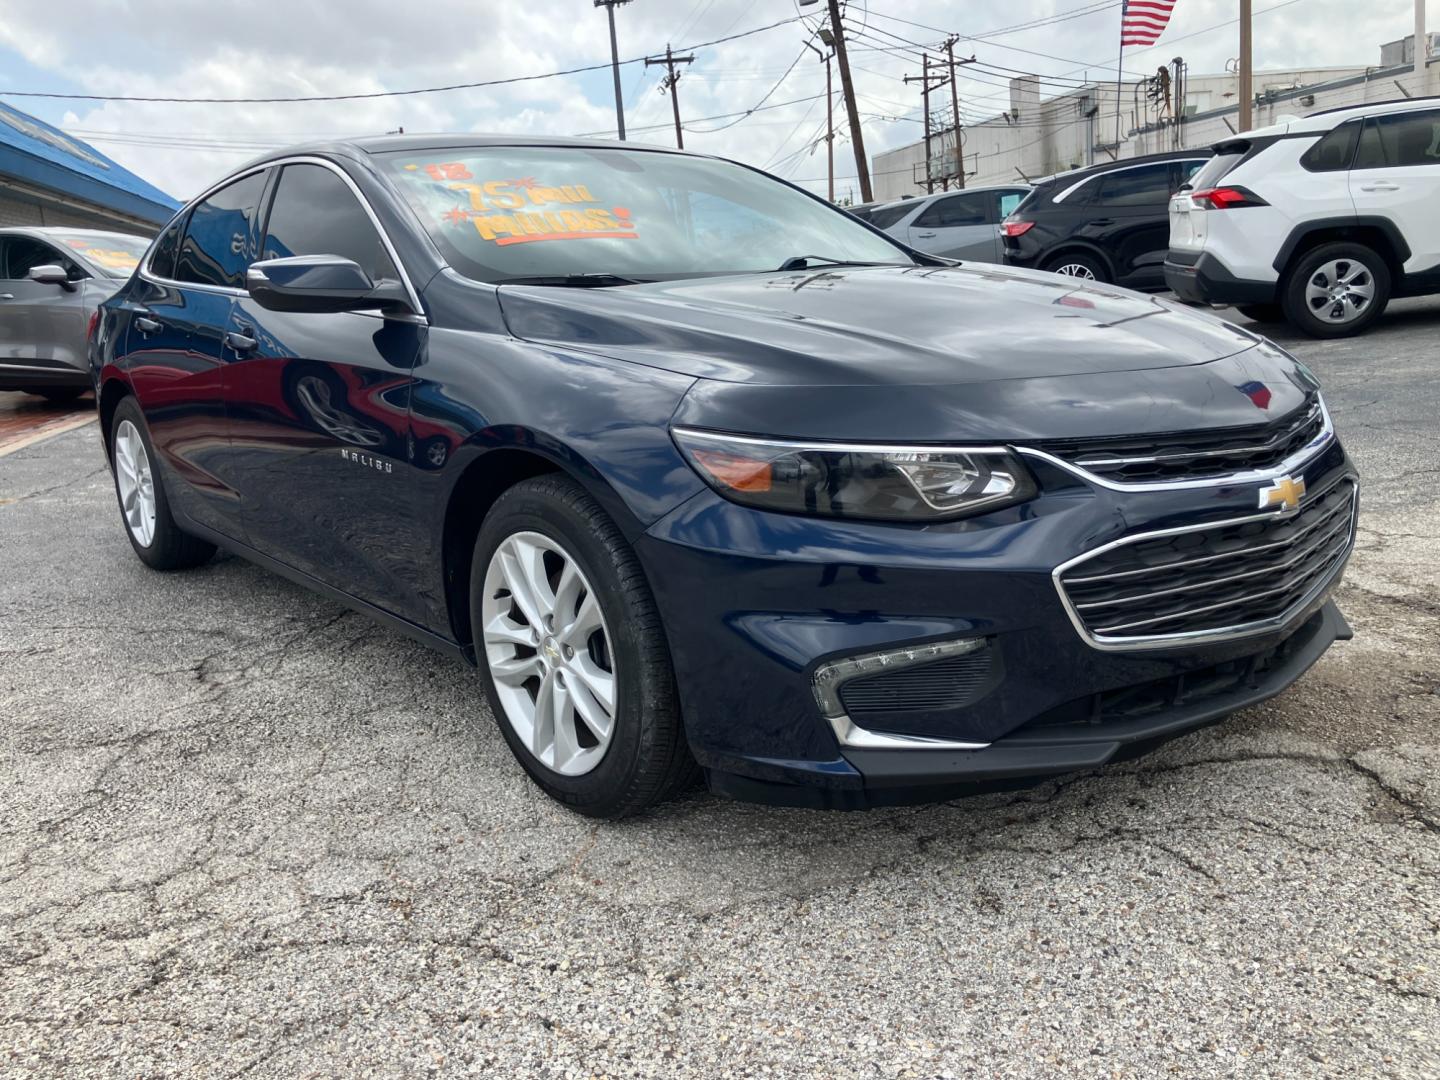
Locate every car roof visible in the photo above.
<box><xmin>897</xmin><ymin>183</ymin><xmax>1032</xmax><ymax>208</ymax></box>
<box><xmin>1233</xmin><ymin>96</ymin><xmax>1440</xmax><ymax>141</ymax></box>
<box><xmin>1038</xmin><ymin>148</ymin><xmax>1210</xmax><ymax>188</ymax></box>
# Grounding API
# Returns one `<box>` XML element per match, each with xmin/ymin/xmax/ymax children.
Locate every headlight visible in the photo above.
<box><xmin>672</xmin><ymin>428</ymin><xmax>1037</xmax><ymax>522</ymax></box>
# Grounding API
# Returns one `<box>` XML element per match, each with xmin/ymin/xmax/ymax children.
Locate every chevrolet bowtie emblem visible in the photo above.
<box><xmin>1259</xmin><ymin>475</ymin><xmax>1306</xmax><ymax>512</ymax></box>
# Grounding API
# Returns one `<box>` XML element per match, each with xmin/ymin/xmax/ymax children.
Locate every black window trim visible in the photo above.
<box><xmin>140</xmin><ymin>155</ymin><xmax>425</xmax><ymax>322</ymax></box>
<box><xmin>1051</xmin><ymin>157</ymin><xmax>1209</xmax><ymax>205</ymax></box>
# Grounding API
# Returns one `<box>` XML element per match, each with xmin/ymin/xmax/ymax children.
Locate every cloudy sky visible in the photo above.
<box><xmin>0</xmin><ymin>0</ymin><xmax>1422</xmax><ymax>201</ymax></box>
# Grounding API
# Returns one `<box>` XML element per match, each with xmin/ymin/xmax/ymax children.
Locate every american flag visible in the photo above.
<box><xmin>1120</xmin><ymin>0</ymin><xmax>1178</xmax><ymax>47</ymax></box>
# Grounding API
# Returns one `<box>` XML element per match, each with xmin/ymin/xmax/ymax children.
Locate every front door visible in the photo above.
<box><xmin>0</xmin><ymin>234</ymin><xmax>87</xmax><ymax>378</ymax></box>
<box><xmin>226</xmin><ymin>161</ymin><xmax>427</xmax><ymax>620</ymax></box>
<box><xmin>1349</xmin><ymin>108</ymin><xmax>1440</xmax><ymax>281</ymax></box>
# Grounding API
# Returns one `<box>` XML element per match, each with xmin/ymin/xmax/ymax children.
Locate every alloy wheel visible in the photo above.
<box><xmin>1054</xmin><ymin>262</ymin><xmax>1097</xmax><ymax>280</ymax></box>
<box><xmin>481</xmin><ymin>531</ymin><xmax>617</xmax><ymax>776</ymax></box>
<box><xmin>1305</xmin><ymin>259</ymin><xmax>1376</xmax><ymax>325</ymax></box>
<box><xmin>114</xmin><ymin>419</ymin><xmax>156</xmax><ymax>547</ymax></box>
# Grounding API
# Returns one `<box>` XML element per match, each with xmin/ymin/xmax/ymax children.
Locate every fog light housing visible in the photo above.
<box><xmin>811</xmin><ymin>637</ymin><xmax>986</xmax><ymax>719</ymax></box>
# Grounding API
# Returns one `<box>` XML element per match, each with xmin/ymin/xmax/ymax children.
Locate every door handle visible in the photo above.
<box><xmin>224</xmin><ymin>329</ymin><xmax>258</xmax><ymax>353</ymax></box>
<box><xmin>1088</xmin><ymin>218</ymin><xmax>1115</xmax><ymax>226</ymax></box>
<box><xmin>134</xmin><ymin>316</ymin><xmax>161</xmax><ymax>334</ymax></box>
<box><xmin>0</xmin><ymin>293</ymin><xmax>13</xmax><ymax>301</ymax></box>
<box><xmin>1360</xmin><ymin>182</ymin><xmax>1400</xmax><ymax>192</ymax></box>
<box><xmin>915</xmin><ymin>231</ymin><xmax>937</xmax><ymax>238</ymax></box>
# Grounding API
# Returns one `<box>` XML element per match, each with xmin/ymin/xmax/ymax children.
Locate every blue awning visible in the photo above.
<box><xmin>0</xmin><ymin>102</ymin><xmax>179</xmax><ymax>226</ymax></box>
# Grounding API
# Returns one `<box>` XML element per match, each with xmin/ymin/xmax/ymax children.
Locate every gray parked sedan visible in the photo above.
<box><xmin>0</xmin><ymin>227</ymin><xmax>151</xmax><ymax>401</ymax></box>
<box><xmin>866</xmin><ymin>185</ymin><xmax>1031</xmax><ymax>263</ymax></box>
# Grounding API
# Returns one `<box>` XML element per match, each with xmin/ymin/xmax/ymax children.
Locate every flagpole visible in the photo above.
<box><xmin>1115</xmin><ymin>2</ymin><xmax>1126</xmax><ymax>145</ymax></box>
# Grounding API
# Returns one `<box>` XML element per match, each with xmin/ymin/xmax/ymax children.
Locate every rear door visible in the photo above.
<box><xmin>1348</xmin><ymin>108</ymin><xmax>1440</xmax><ymax>278</ymax></box>
<box><xmin>0</xmin><ymin>234</ymin><xmax>87</xmax><ymax>374</ymax></box>
<box><xmin>227</xmin><ymin>160</ymin><xmax>427</xmax><ymax>619</ymax></box>
<box><xmin>906</xmin><ymin>192</ymin><xmax>996</xmax><ymax>260</ymax></box>
<box><xmin>1086</xmin><ymin>162</ymin><xmax>1186</xmax><ymax>287</ymax></box>
<box><xmin>121</xmin><ymin>169</ymin><xmax>269</xmax><ymax>539</ymax></box>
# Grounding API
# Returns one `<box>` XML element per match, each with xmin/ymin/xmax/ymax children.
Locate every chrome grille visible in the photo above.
<box><xmin>1056</xmin><ymin>479</ymin><xmax>1356</xmax><ymax>648</ymax></box>
<box><xmin>1039</xmin><ymin>398</ymin><xmax>1329</xmax><ymax>484</ymax></box>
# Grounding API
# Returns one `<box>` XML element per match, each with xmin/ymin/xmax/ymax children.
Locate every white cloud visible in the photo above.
<box><xmin>0</xmin><ymin>0</ymin><xmax>1420</xmax><ymax>199</ymax></box>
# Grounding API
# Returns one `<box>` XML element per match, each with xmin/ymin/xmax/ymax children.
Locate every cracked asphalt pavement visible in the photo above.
<box><xmin>2</xmin><ymin>300</ymin><xmax>1439</xmax><ymax>1079</ymax></box>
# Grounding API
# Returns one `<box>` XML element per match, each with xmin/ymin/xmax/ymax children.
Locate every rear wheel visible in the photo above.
<box><xmin>1281</xmin><ymin>242</ymin><xmax>1390</xmax><ymax>338</ymax></box>
<box><xmin>1044</xmin><ymin>252</ymin><xmax>1108</xmax><ymax>283</ymax></box>
<box><xmin>109</xmin><ymin>397</ymin><xmax>216</xmax><ymax>571</ymax></box>
<box><xmin>470</xmin><ymin>474</ymin><xmax>696</xmax><ymax>818</ymax></box>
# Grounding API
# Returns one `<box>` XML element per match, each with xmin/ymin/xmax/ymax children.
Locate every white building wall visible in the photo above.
<box><xmin>871</xmin><ymin>52</ymin><xmax>1429</xmax><ymax>201</ymax></box>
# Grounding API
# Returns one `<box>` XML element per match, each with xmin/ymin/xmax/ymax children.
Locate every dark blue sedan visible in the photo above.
<box><xmin>92</xmin><ymin>136</ymin><xmax>1357</xmax><ymax>818</ymax></box>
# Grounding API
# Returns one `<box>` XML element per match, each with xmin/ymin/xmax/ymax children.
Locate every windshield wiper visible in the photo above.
<box><xmin>774</xmin><ymin>255</ymin><xmax>900</xmax><ymax>272</ymax></box>
<box><xmin>493</xmin><ymin>273</ymin><xmax>650</xmax><ymax>287</ymax></box>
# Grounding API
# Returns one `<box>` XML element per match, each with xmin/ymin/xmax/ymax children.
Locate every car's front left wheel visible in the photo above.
<box><xmin>470</xmin><ymin>474</ymin><xmax>695</xmax><ymax>818</ymax></box>
<box><xmin>109</xmin><ymin>397</ymin><xmax>216</xmax><ymax>571</ymax></box>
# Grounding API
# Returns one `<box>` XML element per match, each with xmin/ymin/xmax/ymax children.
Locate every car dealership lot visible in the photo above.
<box><xmin>2</xmin><ymin>302</ymin><xmax>1439</xmax><ymax>1078</ymax></box>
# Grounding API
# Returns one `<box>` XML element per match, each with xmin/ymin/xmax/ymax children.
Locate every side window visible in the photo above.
<box><xmin>1179</xmin><ymin>160</ymin><xmax>1207</xmax><ymax>186</ymax></box>
<box><xmin>1301</xmin><ymin>121</ymin><xmax>1362</xmax><ymax>172</ymax></box>
<box><xmin>1</xmin><ymin>236</ymin><xmax>81</xmax><ymax>281</ymax></box>
<box><xmin>1354</xmin><ymin>110</ymin><xmax>1440</xmax><ymax>169</ymax></box>
<box><xmin>915</xmin><ymin>193</ymin><xmax>989</xmax><ymax>228</ymax></box>
<box><xmin>1092</xmin><ymin>164</ymin><xmax>1174</xmax><ymax>208</ymax></box>
<box><xmin>262</xmin><ymin>163</ymin><xmax>398</xmax><ymax>282</ymax></box>
<box><xmin>148</xmin><ymin>216</ymin><xmax>185</xmax><ymax>279</ymax></box>
<box><xmin>175</xmin><ymin>171</ymin><xmax>267</xmax><ymax>288</ymax></box>
<box><xmin>866</xmin><ymin>202</ymin><xmax>916</xmax><ymax>230</ymax></box>
<box><xmin>997</xmin><ymin>191</ymin><xmax>1026</xmax><ymax>218</ymax></box>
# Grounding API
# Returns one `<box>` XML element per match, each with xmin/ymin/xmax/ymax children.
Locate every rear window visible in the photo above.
<box><xmin>1301</xmin><ymin>121</ymin><xmax>1361</xmax><ymax>173</ymax></box>
<box><xmin>865</xmin><ymin>202</ymin><xmax>915</xmax><ymax>230</ymax></box>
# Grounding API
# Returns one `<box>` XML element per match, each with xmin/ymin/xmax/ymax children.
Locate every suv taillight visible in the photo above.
<box><xmin>1189</xmin><ymin>186</ymin><xmax>1268</xmax><ymax>210</ymax></box>
<box><xmin>1001</xmin><ymin>220</ymin><xmax>1035</xmax><ymax>237</ymax></box>
<box><xmin>86</xmin><ymin>310</ymin><xmax>100</xmax><ymax>343</ymax></box>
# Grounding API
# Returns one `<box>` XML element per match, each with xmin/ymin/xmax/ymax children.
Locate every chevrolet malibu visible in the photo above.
<box><xmin>92</xmin><ymin>136</ymin><xmax>1357</xmax><ymax>818</ymax></box>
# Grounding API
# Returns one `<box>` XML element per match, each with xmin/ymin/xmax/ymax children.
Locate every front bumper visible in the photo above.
<box><xmin>1164</xmin><ymin>250</ymin><xmax>1276</xmax><ymax>306</ymax></box>
<box><xmin>638</xmin><ymin>439</ymin><xmax>1355</xmax><ymax>807</ymax></box>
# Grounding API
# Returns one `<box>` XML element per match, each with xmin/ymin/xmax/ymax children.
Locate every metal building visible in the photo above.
<box><xmin>0</xmin><ymin>102</ymin><xmax>178</xmax><ymax>234</ymax></box>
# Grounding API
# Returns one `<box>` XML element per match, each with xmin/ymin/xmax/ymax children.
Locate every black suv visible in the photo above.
<box><xmin>1001</xmin><ymin>150</ymin><xmax>1211</xmax><ymax>289</ymax></box>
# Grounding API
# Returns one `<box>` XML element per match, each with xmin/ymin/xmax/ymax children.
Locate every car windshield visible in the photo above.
<box><xmin>379</xmin><ymin>145</ymin><xmax>912</xmax><ymax>283</ymax></box>
<box><xmin>55</xmin><ymin>232</ymin><xmax>151</xmax><ymax>278</ymax></box>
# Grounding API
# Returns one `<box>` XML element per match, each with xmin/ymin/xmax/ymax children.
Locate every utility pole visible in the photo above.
<box><xmin>646</xmin><ymin>44</ymin><xmax>694</xmax><ymax>149</ymax></box>
<box><xmin>1417</xmin><ymin>0</ymin><xmax>1428</xmax><ymax>77</ymax></box>
<box><xmin>825</xmin><ymin>0</ymin><xmax>871</xmax><ymax>203</ymax></box>
<box><xmin>905</xmin><ymin>55</ymin><xmax>939</xmax><ymax>193</ymax></box>
<box><xmin>806</xmin><ymin>39</ymin><xmax>836</xmax><ymax>202</ymax></box>
<box><xmin>594</xmin><ymin>0</ymin><xmax>633</xmax><ymax>140</ymax></box>
<box><xmin>1238</xmin><ymin>0</ymin><xmax>1253</xmax><ymax>133</ymax></box>
<box><xmin>945</xmin><ymin>37</ymin><xmax>966</xmax><ymax>188</ymax></box>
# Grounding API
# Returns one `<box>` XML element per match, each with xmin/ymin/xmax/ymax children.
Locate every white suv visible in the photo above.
<box><xmin>1165</xmin><ymin>98</ymin><xmax>1440</xmax><ymax>337</ymax></box>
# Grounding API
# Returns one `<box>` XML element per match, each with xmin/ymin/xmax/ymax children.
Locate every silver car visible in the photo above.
<box><xmin>866</xmin><ymin>185</ymin><xmax>1031</xmax><ymax>263</ymax></box>
<box><xmin>0</xmin><ymin>227</ymin><xmax>152</xmax><ymax>401</ymax></box>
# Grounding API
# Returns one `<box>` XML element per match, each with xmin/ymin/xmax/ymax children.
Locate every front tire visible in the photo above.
<box><xmin>1281</xmin><ymin>242</ymin><xmax>1390</xmax><ymax>338</ymax></box>
<box><xmin>109</xmin><ymin>397</ymin><xmax>216</xmax><ymax>571</ymax></box>
<box><xmin>470</xmin><ymin>474</ymin><xmax>695</xmax><ymax>818</ymax></box>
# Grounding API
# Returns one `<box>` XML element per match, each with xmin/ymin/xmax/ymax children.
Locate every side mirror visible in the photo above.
<box><xmin>246</xmin><ymin>255</ymin><xmax>414</xmax><ymax>315</ymax></box>
<box><xmin>28</xmin><ymin>264</ymin><xmax>74</xmax><ymax>289</ymax></box>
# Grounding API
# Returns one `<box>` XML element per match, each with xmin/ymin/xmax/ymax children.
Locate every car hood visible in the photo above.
<box><xmin>496</xmin><ymin>263</ymin><xmax>1261</xmax><ymax>386</ymax></box>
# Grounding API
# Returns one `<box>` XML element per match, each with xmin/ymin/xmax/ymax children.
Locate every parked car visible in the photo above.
<box><xmin>94</xmin><ymin>136</ymin><xmax>1356</xmax><ymax>818</ymax></box>
<box><xmin>866</xmin><ymin>185</ymin><xmax>1030</xmax><ymax>262</ymax></box>
<box><xmin>0</xmin><ymin>227</ymin><xmax>151</xmax><ymax>400</ymax></box>
<box><xmin>1166</xmin><ymin>98</ymin><xmax>1440</xmax><ymax>338</ymax></box>
<box><xmin>1000</xmin><ymin>150</ymin><xmax>1211</xmax><ymax>287</ymax></box>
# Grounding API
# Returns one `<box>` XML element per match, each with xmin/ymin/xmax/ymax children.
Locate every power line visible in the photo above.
<box><xmin>0</xmin><ymin>16</ymin><xmax>804</xmax><ymax>104</ymax></box>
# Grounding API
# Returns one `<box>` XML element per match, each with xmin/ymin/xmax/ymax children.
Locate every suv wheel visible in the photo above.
<box><xmin>1282</xmin><ymin>242</ymin><xmax>1390</xmax><ymax>338</ymax></box>
<box><xmin>1044</xmin><ymin>253</ymin><xmax>1107</xmax><ymax>283</ymax></box>
<box><xmin>470</xmin><ymin>475</ymin><xmax>696</xmax><ymax>818</ymax></box>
